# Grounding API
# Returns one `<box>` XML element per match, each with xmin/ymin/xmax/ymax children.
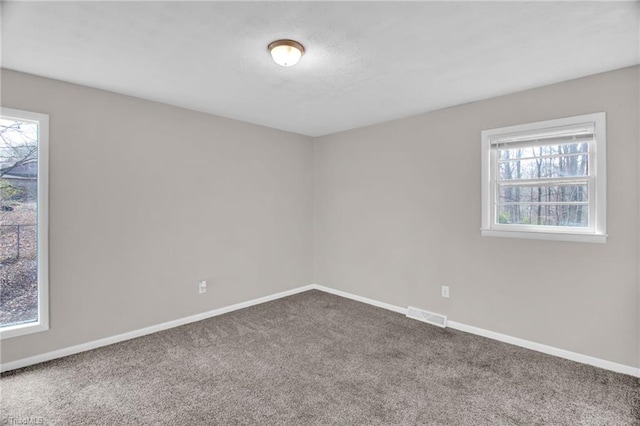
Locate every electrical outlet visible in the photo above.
<box><xmin>441</xmin><ymin>286</ymin><xmax>450</xmax><ymax>298</ymax></box>
<box><xmin>198</xmin><ymin>280</ymin><xmax>207</xmax><ymax>294</ymax></box>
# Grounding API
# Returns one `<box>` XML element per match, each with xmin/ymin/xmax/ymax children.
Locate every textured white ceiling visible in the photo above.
<box><xmin>2</xmin><ymin>1</ymin><xmax>639</xmax><ymax>136</ymax></box>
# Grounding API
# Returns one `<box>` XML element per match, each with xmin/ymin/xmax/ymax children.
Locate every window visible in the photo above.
<box><xmin>0</xmin><ymin>108</ymin><xmax>49</xmax><ymax>339</ymax></box>
<box><xmin>481</xmin><ymin>112</ymin><xmax>606</xmax><ymax>243</ymax></box>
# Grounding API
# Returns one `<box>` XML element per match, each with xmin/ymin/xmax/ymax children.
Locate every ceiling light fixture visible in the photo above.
<box><xmin>268</xmin><ymin>39</ymin><xmax>305</xmax><ymax>67</ymax></box>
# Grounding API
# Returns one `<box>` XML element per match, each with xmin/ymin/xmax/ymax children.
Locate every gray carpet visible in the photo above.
<box><xmin>1</xmin><ymin>290</ymin><xmax>639</xmax><ymax>425</ymax></box>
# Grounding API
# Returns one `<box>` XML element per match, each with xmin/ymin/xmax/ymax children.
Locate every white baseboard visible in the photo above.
<box><xmin>3</xmin><ymin>283</ymin><xmax>639</xmax><ymax>378</ymax></box>
<box><xmin>446</xmin><ymin>321</ymin><xmax>640</xmax><ymax>378</ymax></box>
<box><xmin>311</xmin><ymin>284</ymin><xmax>408</xmax><ymax>315</ymax></box>
<box><xmin>0</xmin><ymin>284</ymin><xmax>315</xmax><ymax>373</ymax></box>
<box><xmin>309</xmin><ymin>284</ymin><xmax>640</xmax><ymax>378</ymax></box>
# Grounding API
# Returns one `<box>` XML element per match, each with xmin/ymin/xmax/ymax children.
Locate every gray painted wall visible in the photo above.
<box><xmin>1</xmin><ymin>69</ymin><xmax>314</xmax><ymax>363</ymax></box>
<box><xmin>2</xmin><ymin>66</ymin><xmax>638</xmax><ymax>370</ymax></box>
<box><xmin>314</xmin><ymin>66</ymin><xmax>639</xmax><ymax>368</ymax></box>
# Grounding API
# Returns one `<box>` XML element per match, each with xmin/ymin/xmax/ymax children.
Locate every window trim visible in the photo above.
<box><xmin>0</xmin><ymin>107</ymin><xmax>49</xmax><ymax>339</ymax></box>
<box><xmin>481</xmin><ymin>112</ymin><xmax>606</xmax><ymax>243</ymax></box>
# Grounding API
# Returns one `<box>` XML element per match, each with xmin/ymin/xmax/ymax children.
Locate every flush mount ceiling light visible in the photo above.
<box><xmin>268</xmin><ymin>39</ymin><xmax>305</xmax><ymax>67</ymax></box>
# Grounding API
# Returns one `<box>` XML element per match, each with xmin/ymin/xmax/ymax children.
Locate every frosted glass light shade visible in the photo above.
<box><xmin>268</xmin><ymin>40</ymin><xmax>305</xmax><ymax>67</ymax></box>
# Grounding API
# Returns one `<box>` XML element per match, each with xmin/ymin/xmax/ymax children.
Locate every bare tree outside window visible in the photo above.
<box><xmin>0</xmin><ymin>118</ymin><xmax>39</xmax><ymax>327</ymax></box>
<box><xmin>497</xmin><ymin>142</ymin><xmax>589</xmax><ymax>227</ymax></box>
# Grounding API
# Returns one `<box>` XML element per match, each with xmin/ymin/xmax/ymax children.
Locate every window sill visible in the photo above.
<box><xmin>0</xmin><ymin>321</ymin><xmax>49</xmax><ymax>340</ymax></box>
<box><xmin>481</xmin><ymin>229</ymin><xmax>607</xmax><ymax>244</ymax></box>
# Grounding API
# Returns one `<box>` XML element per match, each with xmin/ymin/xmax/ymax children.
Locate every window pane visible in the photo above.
<box><xmin>0</xmin><ymin>118</ymin><xmax>39</xmax><ymax>328</ymax></box>
<box><xmin>498</xmin><ymin>184</ymin><xmax>588</xmax><ymax>204</ymax></box>
<box><xmin>498</xmin><ymin>143</ymin><xmax>589</xmax><ymax>180</ymax></box>
<box><xmin>496</xmin><ymin>203</ymin><xmax>588</xmax><ymax>227</ymax></box>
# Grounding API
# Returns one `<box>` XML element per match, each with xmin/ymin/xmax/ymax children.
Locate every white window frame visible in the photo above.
<box><xmin>481</xmin><ymin>112</ymin><xmax>606</xmax><ymax>243</ymax></box>
<box><xmin>0</xmin><ymin>107</ymin><xmax>49</xmax><ymax>339</ymax></box>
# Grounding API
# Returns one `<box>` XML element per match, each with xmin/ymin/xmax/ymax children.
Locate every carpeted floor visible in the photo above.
<box><xmin>1</xmin><ymin>290</ymin><xmax>639</xmax><ymax>425</ymax></box>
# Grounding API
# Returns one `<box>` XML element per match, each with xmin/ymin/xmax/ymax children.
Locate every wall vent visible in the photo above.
<box><xmin>406</xmin><ymin>306</ymin><xmax>447</xmax><ymax>328</ymax></box>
